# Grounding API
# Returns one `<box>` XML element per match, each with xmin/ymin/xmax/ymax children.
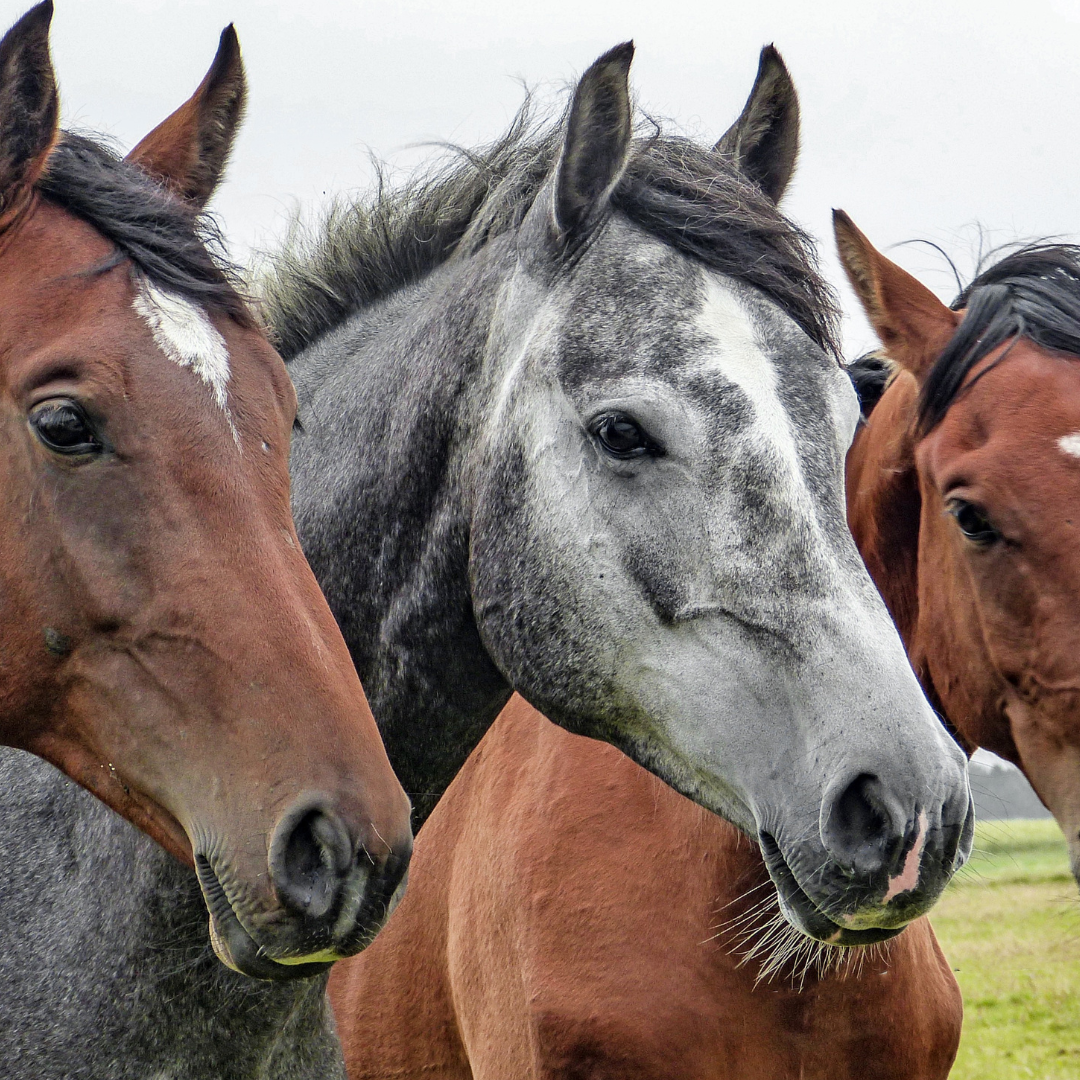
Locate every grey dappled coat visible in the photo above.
<box><xmin>0</xmin><ymin>750</ymin><xmax>345</xmax><ymax>1080</ymax></box>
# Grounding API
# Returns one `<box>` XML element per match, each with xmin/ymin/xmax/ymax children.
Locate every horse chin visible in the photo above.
<box><xmin>197</xmin><ymin>855</ymin><xmax>334</xmax><ymax>982</ymax></box>
<box><xmin>206</xmin><ymin>908</ymin><xmax>333</xmax><ymax>982</ymax></box>
<box><xmin>759</xmin><ymin>832</ymin><xmax>906</xmax><ymax>948</ymax></box>
<box><xmin>775</xmin><ymin>891</ymin><xmax>904</xmax><ymax>948</ymax></box>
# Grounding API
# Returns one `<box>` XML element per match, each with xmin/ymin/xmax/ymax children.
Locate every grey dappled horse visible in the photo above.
<box><xmin>278</xmin><ymin>43</ymin><xmax>971</xmax><ymax>942</ymax></box>
<box><xmin>0</xmin><ymin>43</ymin><xmax>969</xmax><ymax>1078</ymax></box>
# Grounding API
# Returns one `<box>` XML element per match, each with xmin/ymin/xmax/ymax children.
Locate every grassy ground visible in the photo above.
<box><xmin>931</xmin><ymin>818</ymin><xmax>1080</xmax><ymax>1078</ymax></box>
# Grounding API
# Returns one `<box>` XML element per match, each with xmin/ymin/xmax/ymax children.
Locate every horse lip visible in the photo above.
<box><xmin>758</xmin><ymin>831</ymin><xmax>904</xmax><ymax>947</ymax></box>
<box><xmin>195</xmin><ymin>854</ymin><xmax>333</xmax><ymax>982</ymax></box>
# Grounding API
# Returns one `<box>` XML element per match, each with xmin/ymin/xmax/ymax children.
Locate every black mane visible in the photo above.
<box><xmin>259</xmin><ymin>101</ymin><xmax>840</xmax><ymax>361</ymax></box>
<box><xmin>918</xmin><ymin>244</ymin><xmax>1080</xmax><ymax>432</ymax></box>
<box><xmin>846</xmin><ymin>350</ymin><xmax>896</xmax><ymax>418</ymax></box>
<box><xmin>37</xmin><ymin>133</ymin><xmax>249</xmax><ymax>323</ymax></box>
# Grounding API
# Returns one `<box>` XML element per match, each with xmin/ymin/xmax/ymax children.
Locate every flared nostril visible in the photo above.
<box><xmin>821</xmin><ymin>773</ymin><xmax>904</xmax><ymax>876</ymax></box>
<box><xmin>269</xmin><ymin>803</ymin><xmax>354</xmax><ymax>920</ymax></box>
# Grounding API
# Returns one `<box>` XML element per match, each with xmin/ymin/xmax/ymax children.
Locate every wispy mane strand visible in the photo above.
<box><xmin>257</xmin><ymin>98</ymin><xmax>840</xmax><ymax>361</ymax></box>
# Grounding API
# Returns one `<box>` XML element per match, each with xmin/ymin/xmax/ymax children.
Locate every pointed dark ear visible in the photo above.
<box><xmin>127</xmin><ymin>25</ymin><xmax>245</xmax><ymax>209</ymax></box>
<box><xmin>552</xmin><ymin>41</ymin><xmax>634</xmax><ymax>244</ymax></box>
<box><xmin>834</xmin><ymin>209</ymin><xmax>961</xmax><ymax>382</ymax></box>
<box><xmin>0</xmin><ymin>2</ymin><xmax>59</xmax><ymax>210</ymax></box>
<box><xmin>714</xmin><ymin>45</ymin><xmax>799</xmax><ymax>204</ymax></box>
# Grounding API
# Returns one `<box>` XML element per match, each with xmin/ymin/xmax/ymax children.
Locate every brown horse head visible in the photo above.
<box><xmin>838</xmin><ymin>209</ymin><xmax>1080</xmax><ymax>882</ymax></box>
<box><xmin>0</xmin><ymin>2</ymin><xmax>411</xmax><ymax>978</ymax></box>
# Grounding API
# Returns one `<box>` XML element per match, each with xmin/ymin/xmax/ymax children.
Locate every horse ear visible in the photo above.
<box><xmin>0</xmin><ymin>2</ymin><xmax>59</xmax><ymax>212</ymax></box>
<box><xmin>714</xmin><ymin>45</ymin><xmax>799</xmax><ymax>204</ymax></box>
<box><xmin>552</xmin><ymin>41</ymin><xmax>634</xmax><ymax>244</ymax></box>
<box><xmin>834</xmin><ymin>209</ymin><xmax>961</xmax><ymax>382</ymax></box>
<box><xmin>127</xmin><ymin>25</ymin><xmax>245</xmax><ymax>209</ymax></box>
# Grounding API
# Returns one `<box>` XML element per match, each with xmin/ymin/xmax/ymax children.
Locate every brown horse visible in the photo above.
<box><xmin>330</xmin><ymin>695</ymin><xmax>961</xmax><ymax>1079</ymax></box>
<box><xmin>837</xmin><ymin>210</ymin><xmax>1080</xmax><ymax>881</ymax></box>
<box><xmin>0</xmin><ymin>3</ymin><xmax>410</xmax><ymax>979</ymax></box>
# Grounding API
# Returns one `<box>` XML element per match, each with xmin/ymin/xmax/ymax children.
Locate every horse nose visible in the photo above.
<box><xmin>269</xmin><ymin>801</ymin><xmax>356</xmax><ymax>920</ymax></box>
<box><xmin>267</xmin><ymin>796</ymin><xmax>411</xmax><ymax>944</ymax></box>
<box><xmin>820</xmin><ymin>772</ymin><xmax>908</xmax><ymax>877</ymax></box>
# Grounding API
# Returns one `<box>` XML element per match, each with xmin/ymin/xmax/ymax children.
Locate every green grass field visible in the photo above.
<box><xmin>932</xmin><ymin>819</ymin><xmax>1080</xmax><ymax>1078</ymax></box>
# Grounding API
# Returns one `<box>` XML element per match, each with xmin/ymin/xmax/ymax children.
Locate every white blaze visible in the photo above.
<box><xmin>1058</xmin><ymin>431</ymin><xmax>1080</xmax><ymax>459</ymax></box>
<box><xmin>133</xmin><ymin>277</ymin><xmax>237</xmax><ymax>441</ymax></box>
<box><xmin>696</xmin><ymin>273</ymin><xmax>815</xmax><ymax>516</ymax></box>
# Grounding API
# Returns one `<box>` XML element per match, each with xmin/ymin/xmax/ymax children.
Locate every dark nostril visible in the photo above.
<box><xmin>821</xmin><ymin>773</ymin><xmax>902</xmax><ymax>876</ymax></box>
<box><xmin>269</xmin><ymin>804</ymin><xmax>354</xmax><ymax>920</ymax></box>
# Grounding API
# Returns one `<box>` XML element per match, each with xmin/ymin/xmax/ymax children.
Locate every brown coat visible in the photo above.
<box><xmin>331</xmin><ymin>696</ymin><xmax>961</xmax><ymax>1079</ymax></box>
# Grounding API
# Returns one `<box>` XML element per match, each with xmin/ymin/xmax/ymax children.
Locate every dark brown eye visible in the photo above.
<box><xmin>30</xmin><ymin>400</ymin><xmax>101</xmax><ymax>456</ymax></box>
<box><xmin>593</xmin><ymin>413</ymin><xmax>659</xmax><ymax>459</ymax></box>
<box><xmin>947</xmin><ymin>499</ymin><xmax>1001</xmax><ymax>547</ymax></box>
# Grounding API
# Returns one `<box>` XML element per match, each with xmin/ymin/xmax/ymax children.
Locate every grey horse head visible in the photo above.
<box><xmin>277</xmin><ymin>44</ymin><xmax>972</xmax><ymax>945</ymax></box>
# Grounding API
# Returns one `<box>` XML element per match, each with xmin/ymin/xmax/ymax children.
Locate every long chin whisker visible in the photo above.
<box><xmin>708</xmin><ymin>882</ymin><xmax>889</xmax><ymax>990</ymax></box>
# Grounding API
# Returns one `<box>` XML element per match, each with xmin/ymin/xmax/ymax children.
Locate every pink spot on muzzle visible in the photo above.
<box><xmin>883</xmin><ymin>811</ymin><xmax>927</xmax><ymax>903</ymax></box>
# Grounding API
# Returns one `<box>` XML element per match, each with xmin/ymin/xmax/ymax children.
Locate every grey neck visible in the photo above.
<box><xmin>0</xmin><ymin>748</ymin><xmax>345</xmax><ymax>1080</ymax></box>
<box><xmin>288</xmin><ymin>256</ymin><xmax>513</xmax><ymax>826</ymax></box>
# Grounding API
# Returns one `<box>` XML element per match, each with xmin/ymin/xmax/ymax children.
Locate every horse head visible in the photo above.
<box><xmin>0</xmin><ymin>3</ymin><xmax>411</xmax><ymax>978</ymax></box>
<box><xmin>839</xmin><ymin>209</ymin><xmax>1080</xmax><ymax>885</ymax></box>
<box><xmin>465</xmin><ymin>45</ymin><xmax>972</xmax><ymax>943</ymax></box>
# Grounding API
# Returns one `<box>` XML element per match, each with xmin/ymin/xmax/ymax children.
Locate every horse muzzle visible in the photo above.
<box><xmin>759</xmin><ymin>773</ymin><xmax>974</xmax><ymax>945</ymax></box>
<box><xmin>194</xmin><ymin>797</ymin><xmax>412</xmax><ymax>981</ymax></box>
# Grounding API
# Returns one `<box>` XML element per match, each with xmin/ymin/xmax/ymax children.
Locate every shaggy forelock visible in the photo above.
<box><xmin>918</xmin><ymin>244</ymin><xmax>1080</xmax><ymax>433</ymax></box>
<box><xmin>257</xmin><ymin>98</ymin><xmax>840</xmax><ymax>362</ymax></box>
<box><xmin>37</xmin><ymin>132</ymin><xmax>250</xmax><ymax>323</ymax></box>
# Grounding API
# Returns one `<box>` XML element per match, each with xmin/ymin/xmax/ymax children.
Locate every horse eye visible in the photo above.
<box><xmin>29</xmin><ymin>400</ymin><xmax>101</xmax><ymax>456</ymax></box>
<box><xmin>593</xmin><ymin>413</ymin><xmax>658</xmax><ymax>459</ymax></box>
<box><xmin>946</xmin><ymin>499</ymin><xmax>1001</xmax><ymax>547</ymax></box>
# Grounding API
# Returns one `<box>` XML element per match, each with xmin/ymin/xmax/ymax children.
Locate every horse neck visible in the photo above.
<box><xmin>846</xmin><ymin>376</ymin><xmax>951</xmax><ymax>732</ymax></box>
<box><xmin>846</xmin><ymin>372</ymin><xmax>922</xmax><ymax>645</ymax></box>
<box><xmin>0</xmin><ymin>748</ymin><xmax>343</xmax><ymax>1079</ymax></box>
<box><xmin>846</xmin><ymin>371</ymin><xmax>1014</xmax><ymax>760</ymax></box>
<box><xmin>288</xmin><ymin>254</ymin><xmax>515</xmax><ymax>826</ymax></box>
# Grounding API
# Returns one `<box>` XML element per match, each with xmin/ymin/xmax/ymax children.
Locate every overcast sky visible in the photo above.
<box><xmin>17</xmin><ymin>0</ymin><xmax>1080</xmax><ymax>353</ymax></box>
